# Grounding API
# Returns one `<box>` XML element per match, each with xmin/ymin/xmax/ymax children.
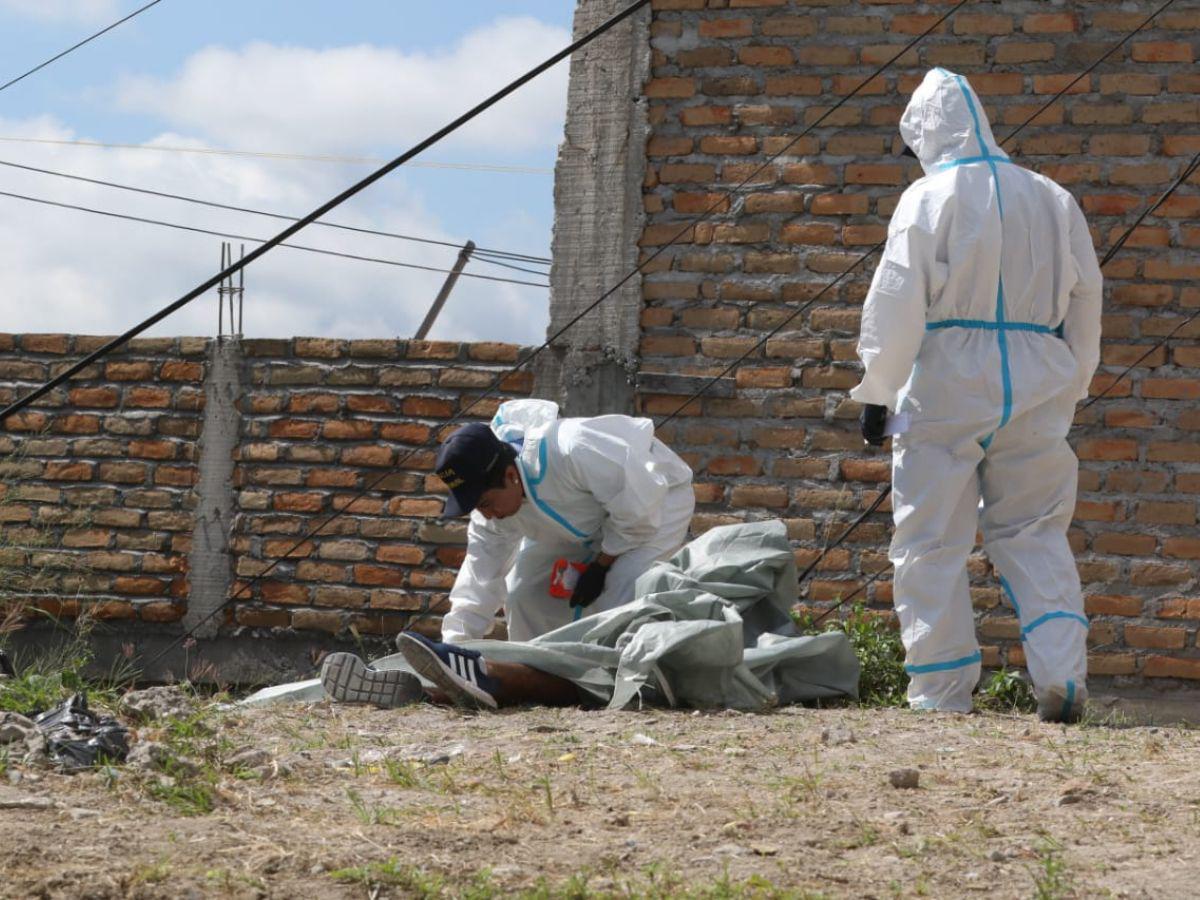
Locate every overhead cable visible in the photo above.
<box><xmin>133</xmin><ymin>0</ymin><xmax>974</xmax><ymax>672</ymax></box>
<box><xmin>1001</xmin><ymin>0</ymin><xmax>1176</xmax><ymax>148</ymax></box>
<box><xmin>0</xmin><ymin>135</ymin><xmax>554</xmax><ymax>175</ymax></box>
<box><xmin>0</xmin><ymin>0</ymin><xmax>166</xmax><ymax>95</ymax></box>
<box><xmin>0</xmin><ymin>158</ymin><xmax>550</xmax><ymax>265</ymax></box>
<box><xmin>0</xmin><ymin>0</ymin><xmax>650</xmax><ymax>427</ymax></box>
<box><xmin>1078</xmin><ymin>147</ymin><xmax>1200</xmax><ymax>413</ymax></box>
<box><xmin>0</xmin><ymin>189</ymin><xmax>550</xmax><ymax>288</ymax></box>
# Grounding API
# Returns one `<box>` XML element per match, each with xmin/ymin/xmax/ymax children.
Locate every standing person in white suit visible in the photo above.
<box><xmin>850</xmin><ymin>69</ymin><xmax>1104</xmax><ymax>721</ymax></box>
<box><xmin>435</xmin><ymin>398</ymin><xmax>696</xmax><ymax>643</ymax></box>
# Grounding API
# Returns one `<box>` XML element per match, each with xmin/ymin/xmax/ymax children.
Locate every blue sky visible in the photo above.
<box><xmin>0</xmin><ymin>1</ymin><xmax>575</xmax><ymax>342</ymax></box>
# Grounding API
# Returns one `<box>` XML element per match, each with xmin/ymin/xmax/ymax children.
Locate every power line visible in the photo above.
<box><xmin>1001</xmin><ymin>0</ymin><xmax>1176</xmax><ymax>148</ymax></box>
<box><xmin>0</xmin><ymin>0</ymin><xmax>166</xmax><ymax>95</ymax></box>
<box><xmin>0</xmin><ymin>135</ymin><xmax>554</xmax><ymax>176</ymax></box>
<box><xmin>131</xmin><ymin>0</ymin><xmax>969</xmax><ymax>671</ymax></box>
<box><xmin>0</xmin><ymin>158</ymin><xmax>551</xmax><ymax>265</ymax></box>
<box><xmin>0</xmin><ymin>189</ymin><xmax>550</xmax><ymax>288</ymax></box>
<box><xmin>0</xmin><ymin>0</ymin><xmax>649</xmax><ymax>427</ymax></box>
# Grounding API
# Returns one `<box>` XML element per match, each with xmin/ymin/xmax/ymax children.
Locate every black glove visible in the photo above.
<box><xmin>860</xmin><ymin>404</ymin><xmax>889</xmax><ymax>447</ymax></box>
<box><xmin>570</xmin><ymin>560</ymin><xmax>611</xmax><ymax>608</ymax></box>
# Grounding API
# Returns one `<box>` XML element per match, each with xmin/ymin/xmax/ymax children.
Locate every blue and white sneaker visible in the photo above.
<box><xmin>395</xmin><ymin>633</ymin><xmax>499</xmax><ymax>710</ymax></box>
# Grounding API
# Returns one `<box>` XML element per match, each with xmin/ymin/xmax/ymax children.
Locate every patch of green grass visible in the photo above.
<box><xmin>797</xmin><ymin>604</ymin><xmax>907</xmax><ymax>707</ymax></box>
<box><xmin>1030</xmin><ymin>838</ymin><xmax>1073</xmax><ymax>900</ymax></box>
<box><xmin>0</xmin><ymin>607</ymin><xmax>138</xmax><ymax>717</ymax></box>
<box><xmin>329</xmin><ymin>862</ymin><xmax>827</xmax><ymax>899</ymax></box>
<box><xmin>976</xmin><ymin>667</ymin><xmax>1037</xmax><ymax>713</ymax></box>
<box><xmin>329</xmin><ymin>859</ymin><xmax>447</xmax><ymax>897</ymax></box>
<box><xmin>147</xmin><ymin>778</ymin><xmax>216</xmax><ymax>816</ymax></box>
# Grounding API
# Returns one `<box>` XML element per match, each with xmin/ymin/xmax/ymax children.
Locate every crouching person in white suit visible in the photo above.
<box><xmin>437</xmin><ymin>399</ymin><xmax>695</xmax><ymax>642</ymax></box>
<box><xmin>319</xmin><ymin>399</ymin><xmax>696</xmax><ymax>710</ymax></box>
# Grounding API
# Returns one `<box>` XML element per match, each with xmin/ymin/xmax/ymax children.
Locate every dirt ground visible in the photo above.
<box><xmin>2</xmin><ymin>699</ymin><xmax>1200</xmax><ymax>899</ymax></box>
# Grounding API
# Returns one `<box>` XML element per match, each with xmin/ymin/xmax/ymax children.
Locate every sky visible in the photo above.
<box><xmin>0</xmin><ymin>0</ymin><xmax>575</xmax><ymax>343</ymax></box>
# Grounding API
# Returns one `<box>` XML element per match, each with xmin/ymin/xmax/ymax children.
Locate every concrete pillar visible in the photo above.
<box><xmin>534</xmin><ymin>0</ymin><xmax>651</xmax><ymax>416</ymax></box>
<box><xmin>181</xmin><ymin>338</ymin><xmax>242</xmax><ymax>638</ymax></box>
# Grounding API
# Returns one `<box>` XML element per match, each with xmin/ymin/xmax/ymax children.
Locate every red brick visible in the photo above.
<box><xmin>139</xmin><ymin>601</ymin><xmax>184</xmax><ymax>623</ymax></box>
<box><xmin>402</xmin><ymin>397</ymin><xmax>455</xmax><ymax>418</ymax></box>
<box><xmin>68</xmin><ymin>386</ymin><xmax>119</xmax><ymax>408</ymax></box>
<box><xmin>1076</xmin><ymin>438</ymin><xmax>1138</xmax><ymax>461</ymax></box>
<box><xmin>353</xmin><ymin>564</ymin><xmax>406</xmax><ymax>587</ymax></box>
<box><xmin>1091</xmin><ymin>533</ymin><xmax>1157</xmax><ymax>556</ymax></box>
<box><xmin>1132</xmin><ymin>42</ymin><xmax>1193</xmax><ymax>63</ymax></box>
<box><xmin>274</xmin><ymin>492</ymin><xmax>325</xmax><ymax>513</ymax></box>
<box><xmin>698</xmin><ymin>17</ymin><xmax>752</xmax><ymax>38</ymax></box>
<box><xmin>236</xmin><ymin>607</ymin><xmax>292</xmax><ymax>628</ymax></box>
<box><xmin>260</xmin><ymin>582</ymin><xmax>311</xmax><ymax>605</ymax></box>
<box><xmin>730</xmin><ymin>485</ymin><xmax>788</xmax><ymax>509</ymax></box>
<box><xmin>1085</xmin><ymin>594</ymin><xmax>1143</xmax><ymax>617</ymax></box>
<box><xmin>160</xmin><ymin>361</ymin><xmax>203</xmax><ymax>381</ymax></box>
<box><xmin>44</xmin><ymin>461</ymin><xmax>92</xmax><ymax>481</ymax></box>
<box><xmin>1023</xmin><ymin>12</ymin><xmax>1077</xmax><ymax>33</ymax></box>
<box><xmin>1143</xmin><ymin>657</ymin><xmax>1200</xmax><ymax>680</ymax></box>
<box><xmin>954</xmin><ymin>14</ymin><xmax>1012</xmax><ymax>35</ymax></box>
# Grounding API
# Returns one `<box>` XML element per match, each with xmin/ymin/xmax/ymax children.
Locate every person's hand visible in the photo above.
<box><xmin>570</xmin><ymin>560</ymin><xmax>611</xmax><ymax>608</ymax></box>
<box><xmin>860</xmin><ymin>404</ymin><xmax>889</xmax><ymax>447</ymax></box>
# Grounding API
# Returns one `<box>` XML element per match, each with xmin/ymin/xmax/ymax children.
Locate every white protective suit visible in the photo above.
<box><xmin>440</xmin><ymin>399</ymin><xmax>696</xmax><ymax>643</ymax></box>
<box><xmin>850</xmin><ymin>69</ymin><xmax>1104</xmax><ymax>714</ymax></box>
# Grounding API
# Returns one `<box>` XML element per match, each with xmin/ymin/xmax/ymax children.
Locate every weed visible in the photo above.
<box><xmin>535</xmin><ymin>773</ymin><xmax>555</xmax><ymax>818</ymax></box>
<box><xmin>147</xmin><ymin>778</ymin><xmax>216</xmax><ymax>816</ymax></box>
<box><xmin>383</xmin><ymin>756</ymin><xmax>422</xmax><ymax>787</ymax></box>
<box><xmin>345</xmin><ymin>787</ymin><xmax>401</xmax><ymax>826</ymax></box>
<box><xmin>329</xmin><ymin>859</ymin><xmax>446</xmax><ymax>897</ymax></box>
<box><xmin>797</xmin><ymin>604</ymin><xmax>907</xmax><ymax>707</ymax></box>
<box><xmin>976</xmin><ymin>667</ymin><xmax>1037</xmax><ymax>713</ymax></box>
<box><xmin>131</xmin><ymin>859</ymin><xmax>172</xmax><ymax>885</ymax></box>
<box><xmin>1030</xmin><ymin>838</ymin><xmax>1073</xmax><ymax>900</ymax></box>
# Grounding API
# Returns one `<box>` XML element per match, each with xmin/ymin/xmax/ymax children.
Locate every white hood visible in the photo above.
<box><xmin>900</xmin><ymin>68</ymin><xmax>1007</xmax><ymax>174</ymax></box>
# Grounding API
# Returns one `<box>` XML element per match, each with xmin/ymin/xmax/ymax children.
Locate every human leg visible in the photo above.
<box><xmin>980</xmin><ymin>395</ymin><xmax>1087</xmax><ymax>722</ymax></box>
<box><xmin>396</xmin><ymin>633</ymin><xmax>578</xmax><ymax>709</ymax></box>
<box><xmin>891</xmin><ymin>434</ymin><xmax>985</xmax><ymax>712</ymax></box>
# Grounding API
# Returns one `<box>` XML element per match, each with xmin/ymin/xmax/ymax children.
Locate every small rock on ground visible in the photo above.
<box><xmin>119</xmin><ymin>686</ymin><xmax>193</xmax><ymax>723</ymax></box>
<box><xmin>0</xmin><ymin>712</ymin><xmax>36</xmax><ymax>745</ymax></box>
<box><xmin>889</xmin><ymin>768</ymin><xmax>920</xmax><ymax>789</ymax></box>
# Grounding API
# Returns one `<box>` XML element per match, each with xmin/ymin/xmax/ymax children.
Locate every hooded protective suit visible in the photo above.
<box><xmin>440</xmin><ymin>399</ymin><xmax>695</xmax><ymax>643</ymax></box>
<box><xmin>850</xmin><ymin>69</ymin><xmax>1103</xmax><ymax>716</ymax></box>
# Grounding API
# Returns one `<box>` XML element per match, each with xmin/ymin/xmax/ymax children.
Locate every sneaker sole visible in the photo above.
<box><xmin>320</xmin><ymin>653</ymin><xmax>421</xmax><ymax>709</ymax></box>
<box><xmin>395</xmin><ymin>635</ymin><xmax>498</xmax><ymax>710</ymax></box>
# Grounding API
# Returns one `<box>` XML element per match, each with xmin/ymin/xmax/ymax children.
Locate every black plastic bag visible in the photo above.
<box><xmin>33</xmin><ymin>693</ymin><xmax>129</xmax><ymax>770</ymax></box>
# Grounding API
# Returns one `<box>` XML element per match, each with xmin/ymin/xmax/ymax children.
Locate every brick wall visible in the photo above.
<box><xmin>0</xmin><ymin>335</ymin><xmax>531</xmax><ymax>642</ymax></box>
<box><xmin>225</xmin><ymin>338</ymin><xmax>531</xmax><ymax>638</ymax></box>
<box><xmin>637</xmin><ymin>0</ymin><xmax>1200</xmax><ymax>684</ymax></box>
<box><xmin>0</xmin><ymin>334</ymin><xmax>204</xmax><ymax>626</ymax></box>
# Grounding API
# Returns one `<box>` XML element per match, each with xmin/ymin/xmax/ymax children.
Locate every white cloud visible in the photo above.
<box><xmin>0</xmin><ymin>0</ymin><xmax>117</xmax><ymax>24</ymax></box>
<box><xmin>116</xmin><ymin>17</ymin><xmax>571</xmax><ymax>156</ymax></box>
<box><xmin>0</xmin><ymin>115</ymin><xmax>550</xmax><ymax>345</ymax></box>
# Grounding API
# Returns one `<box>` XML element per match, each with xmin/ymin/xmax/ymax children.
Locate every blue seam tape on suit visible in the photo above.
<box><xmin>518</xmin><ymin>439</ymin><xmax>590</xmax><ymax>540</ymax></box>
<box><xmin>1062</xmin><ymin>680</ymin><xmax>1076</xmax><ymax>720</ymax></box>
<box><xmin>1021</xmin><ymin>610</ymin><xmax>1089</xmax><ymax>637</ymax></box>
<box><xmin>927</xmin><ymin>319</ymin><xmax>1062</xmax><ymax>335</ymax></box>
<box><xmin>904</xmin><ymin>650</ymin><xmax>982</xmax><ymax>675</ymax></box>
<box><xmin>951</xmin><ymin>73</ymin><xmax>1015</xmax><ymax>434</ymax></box>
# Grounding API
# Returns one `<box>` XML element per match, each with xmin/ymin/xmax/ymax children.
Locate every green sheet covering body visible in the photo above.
<box><xmin>243</xmin><ymin>520</ymin><xmax>859</xmax><ymax>710</ymax></box>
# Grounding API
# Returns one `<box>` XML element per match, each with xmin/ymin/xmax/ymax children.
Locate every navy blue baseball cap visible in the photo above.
<box><xmin>435</xmin><ymin>423</ymin><xmax>511</xmax><ymax>517</ymax></box>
